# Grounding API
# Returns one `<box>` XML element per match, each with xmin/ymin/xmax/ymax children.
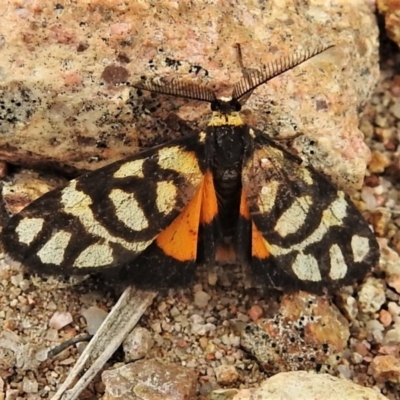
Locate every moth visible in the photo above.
<box><xmin>1</xmin><ymin>45</ymin><xmax>379</xmax><ymax>293</ymax></box>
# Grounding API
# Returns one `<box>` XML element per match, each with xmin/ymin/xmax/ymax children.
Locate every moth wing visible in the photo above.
<box><xmin>242</xmin><ymin>132</ymin><xmax>379</xmax><ymax>293</ymax></box>
<box><xmin>2</xmin><ymin>134</ymin><xmax>206</xmax><ymax>277</ymax></box>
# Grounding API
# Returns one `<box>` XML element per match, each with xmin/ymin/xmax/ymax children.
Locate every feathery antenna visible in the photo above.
<box><xmin>132</xmin><ymin>77</ymin><xmax>217</xmax><ymax>103</ymax></box>
<box><xmin>232</xmin><ymin>44</ymin><xmax>334</xmax><ymax>102</ymax></box>
<box><xmin>131</xmin><ymin>44</ymin><xmax>334</xmax><ymax>106</ymax></box>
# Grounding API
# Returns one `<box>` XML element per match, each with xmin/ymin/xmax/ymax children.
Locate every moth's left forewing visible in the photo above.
<box><xmin>242</xmin><ymin>132</ymin><xmax>380</xmax><ymax>293</ymax></box>
<box><xmin>2</xmin><ymin>134</ymin><xmax>207</xmax><ymax>278</ymax></box>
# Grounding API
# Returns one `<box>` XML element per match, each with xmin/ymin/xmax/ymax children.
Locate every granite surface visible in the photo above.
<box><xmin>0</xmin><ymin>0</ymin><xmax>379</xmax><ymax>191</ymax></box>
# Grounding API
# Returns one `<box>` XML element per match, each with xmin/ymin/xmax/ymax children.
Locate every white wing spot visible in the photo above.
<box><xmin>114</xmin><ymin>159</ymin><xmax>144</xmax><ymax>178</ymax></box>
<box><xmin>265</xmin><ymin>192</ymin><xmax>349</xmax><ymax>263</ymax></box>
<box><xmin>158</xmin><ymin>146</ymin><xmax>201</xmax><ymax>176</ymax></box>
<box><xmin>37</xmin><ymin>231</ymin><xmax>72</xmax><ymax>265</ymax></box>
<box><xmin>109</xmin><ymin>189</ymin><xmax>149</xmax><ymax>231</ymax></box>
<box><xmin>325</xmin><ymin>191</ymin><xmax>347</xmax><ymax>224</ymax></box>
<box><xmin>156</xmin><ymin>181</ymin><xmax>177</xmax><ymax>214</ymax></box>
<box><xmin>329</xmin><ymin>244</ymin><xmax>347</xmax><ymax>280</ymax></box>
<box><xmin>74</xmin><ymin>243</ymin><xmax>114</xmax><ymax>268</ymax></box>
<box><xmin>258</xmin><ymin>180</ymin><xmax>279</xmax><ymax>213</ymax></box>
<box><xmin>300</xmin><ymin>169</ymin><xmax>313</xmax><ymax>185</ymax></box>
<box><xmin>351</xmin><ymin>235</ymin><xmax>370</xmax><ymax>263</ymax></box>
<box><xmin>61</xmin><ymin>181</ymin><xmax>153</xmax><ymax>254</ymax></box>
<box><xmin>275</xmin><ymin>196</ymin><xmax>311</xmax><ymax>237</ymax></box>
<box><xmin>15</xmin><ymin>218</ymin><xmax>44</xmax><ymax>245</ymax></box>
<box><xmin>292</xmin><ymin>253</ymin><xmax>322</xmax><ymax>282</ymax></box>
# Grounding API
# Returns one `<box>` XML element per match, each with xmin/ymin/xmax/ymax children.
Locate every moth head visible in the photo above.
<box><xmin>211</xmin><ymin>97</ymin><xmax>242</xmax><ymax>114</ymax></box>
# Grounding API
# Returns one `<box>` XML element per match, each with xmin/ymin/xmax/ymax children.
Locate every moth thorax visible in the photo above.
<box><xmin>210</xmin><ymin>124</ymin><xmax>246</xmax><ymax>237</ymax></box>
<box><xmin>208</xmin><ymin>111</ymin><xmax>244</xmax><ymax>127</ymax></box>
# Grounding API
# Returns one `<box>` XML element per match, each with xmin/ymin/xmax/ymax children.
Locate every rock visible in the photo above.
<box><xmin>241</xmin><ymin>292</ymin><xmax>349</xmax><ymax>374</ymax></box>
<box><xmin>102</xmin><ymin>359</ymin><xmax>197</xmax><ymax>400</ymax></box>
<box><xmin>194</xmin><ymin>290</ymin><xmax>211</xmax><ymax>308</ymax></box>
<box><xmin>248</xmin><ymin>305</ymin><xmax>263</xmax><ymax>321</ymax></box>
<box><xmin>22</xmin><ymin>375</ymin><xmax>38</xmax><ymax>394</ymax></box>
<box><xmin>123</xmin><ymin>327</ymin><xmax>154</xmax><ymax>362</ymax></box>
<box><xmin>209</xmin><ymin>389</ymin><xmax>240</xmax><ymax>400</ymax></box>
<box><xmin>335</xmin><ymin>292</ymin><xmax>358</xmax><ymax>321</ymax></box>
<box><xmin>365</xmin><ymin>320</ymin><xmax>385</xmax><ymax>343</ymax></box>
<box><xmin>81</xmin><ymin>306</ymin><xmax>108</xmax><ymax>335</ymax></box>
<box><xmin>48</xmin><ymin>311</ymin><xmax>73</xmax><ymax>330</ymax></box>
<box><xmin>389</xmin><ymin>100</ymin><xmax>400</xmax><ymax>119</ymax></box>
<box><xmin>368</xmin><ymin>355</ymin><xmax>400</xmax><ymax>385</ymax></box>
<box><xmin>358</xmin><ymin>277</ymin><xmax>386</xmax><ymax>314</ymax></box>
<box><xmin>224</xmin><ymin>371</ymin><xmax>389</xmax><ymax>400</ymax></box>
<box><xmin>214</xmin><ymin>365</ymin><xmax>239</xmax><ymax>385</ymax></box>
<box><xmin>384</xmin><ymin>325</ymin><xmax>400</xmax><ymax>345</ymax></box>
<box><xmin>368</xmin><ymin>151</ymin><xmax>391</xmax><ymax>174</ymax></box>
<box><xmin>379</xmin><ymin>309</ymin><xmax>392</xmax><ymax>327</ymax></box>
<box><xmin>378</xmin><ymin>0</ymin><xmax>400</xmax><ymax>48</ymax></box>
<box><xmin>0</xmin><ymin>330</ymin><xmax>42</xmax><ymax>371</ymax></box>
<box><xmin>379</xmin><ymin>238</ymin><xmax>400</xmax><ymax>277</ymax></box>
<box><xmin>0</xmin><ymin>1</ymin><xmax>378</xmax><ymax>192</ymax></box>
<box><xmin>387</xmin><ymin>274</ymin><xmax>400</xmax><ymax>293</ymax></box>
<box><xmin>1</xmin><ymin>169</ymin><xmax>66</xmax><ymax>215</ymax></box>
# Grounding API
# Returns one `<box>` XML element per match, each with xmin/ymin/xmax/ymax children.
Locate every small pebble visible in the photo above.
<box><xmin>358</xmin><ymin>277</ymin><xmax>386</xmax><ymax>314</ymax></box>
<box><xmin>45</xmin><ymin>328</ymin><xmax>59</xmax><ymax>341</ymax></box>
<box><xmin>123</xmin><ymin>327</ymin><xmax>154</xmax><ymax>362</ymax></box>
<box><xmin>150</xmin><ymin>321</ymin><xmax>162</xmax><ymax>333</ymax></box>
<box><xmin>379</xmin><ymin>309</ymin><xmax>392</xmax><ymax>327</ymax></box>
<box><xmin>369</xmin><ymin>355</ymin><xmax>400</xmax><ymax>384</ymax></box>
<box><xmin>248</xmin><ymin>305</ymin><xmax>263</xmax><ymax>321</ymax></box>
<box><xmin>81</xmin><ymin>306</ymin><xmax>108</xmax><ymax>335</ymax></box>
<box><xmin>10</xmin><ymin>273</ymin><xmax>23</xmax><ymax>287</ymax></box>
<box><xmin>388</xmin><ymin>301</ymin><xmax>400</xmax><ymax>316</ymax></box>
<box><xmin>350</xmin><ymin>352</ymin><xmax>363</xmax><ymax>364</ymax></box>
<box><xmin>214</xmin><ymin>365</ymin><xmax>239</xmax><ymax>385</ymax></box>
<box><xmin>337</xmin><ymin>364</ymin><xmax>353</xmax><ymax>380</ymax></box>
<box><xmin>387</xmin><ymin>274</ymin><xmax>400</xmax><ymax>293</ymax></box>
<box><xmin>383</xmin><ymin>326</ymin><xmax>400</xmax><ymax>345</ymax></box>
<box><xmin>48</xmin><ymin>312</ymin><xmax>73</xmax><ymax>330</ymax></box>
<box><xmin>389</xmin><ymin>101</ymin><xmax>400</xmax><ymax>119</ymax></box>
<box><xmin>194</xmin><ymin>290</ymin><xmax>211</xmax><ymax>308</ymax></box>
<box><xmin>22</xmin><ymin>376</ymin><xmax>39</xmax><ymax>394</ymax></box>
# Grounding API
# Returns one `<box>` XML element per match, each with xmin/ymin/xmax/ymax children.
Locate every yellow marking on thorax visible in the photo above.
<box><xmin>207</xmin><ymin>111</ymin><xmax>244</xmax><ymax>127</ymax></box>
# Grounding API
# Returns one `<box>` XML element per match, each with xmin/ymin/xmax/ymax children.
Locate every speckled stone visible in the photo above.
<box><xmin>214</xmin><ymin>365</ymin><xmax>240</xmax><ymax>385</ymax></box>
<box><xmin>227</xmin><ymin>371</ymin><xmax>389</xmax><ymax>400</ymax></box>
<box><xmin>123</xmin><ymin>327</ymin><xmax>154</xmax><ymax>362</ymax></box>
<box><xmin>368</xmin><ymin>354</ymin><xmax>400</xmax><ymax>385</ymax></box>
<box><xmin>240</xmin><ymin>292</ymin><xmax>349</xmax><ymax>374</ymax></box>
<box><xmin>358</xmin><ymin>277</ymin><xmax>386</xmax><ymax>314</ymax></box>
<box><xmin>0</xmin><ymin>0</ymin><xmax>379</xmax><ymax>192</ymax></box>
<box><xmin>101</xmin><ymin>359</ymin><xmax>197</xmax><ymax>400</ymax></box>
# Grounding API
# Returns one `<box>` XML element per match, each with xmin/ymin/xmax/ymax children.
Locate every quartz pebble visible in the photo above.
<box><xmin>215</xmin><ymin>365</ymin><xmax>239</xmax><ymax>385</ymax></box>
<box><xmin>358</xmin><ymin>278</ymin><xmax>386</xmax><ymax>314</ymax></box>
<box><xmin>81</xmin><ymin>306</ymin><xmax>108</xmax><ymax>335</ymax></box>
<box><xmin>194</xmin><ymin>290</ymin><xmax>211</xmax><ymax>308</ymax></box>
<box><xmin>48</xmin><ymin>312</ymin><xmax>73</xmax><ymax>330</ymax></box>
<box><xmin>123</xmin><ymin>327</ymin><xmax>154</xmax><ymax>362</ymax></box>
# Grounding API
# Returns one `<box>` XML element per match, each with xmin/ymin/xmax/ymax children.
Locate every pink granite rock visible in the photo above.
<box><xmin>241</xmin><ymin>291</ymin><xmax>350</xmax><ymax>374</ymax></box>
<box><xmin>0</xmin><ymin>0</ymin><xmax>378</xmax><ymax>191</ymax></box>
